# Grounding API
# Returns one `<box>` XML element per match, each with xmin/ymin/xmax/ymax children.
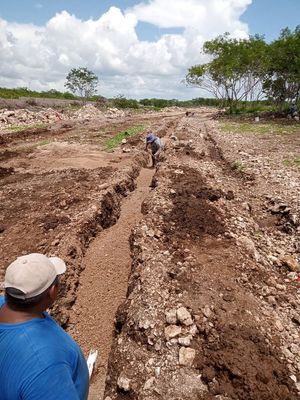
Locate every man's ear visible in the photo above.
<box><xmin>48</xmin><ymin>284</ymin><xmax>58</xmax><ymax>301</ymax></box>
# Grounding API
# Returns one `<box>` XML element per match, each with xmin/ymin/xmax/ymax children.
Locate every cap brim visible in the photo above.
<box><xmin>49</xmin><ymin>257</ymin><xmax>66</xmax><ymax>275</ymax></box>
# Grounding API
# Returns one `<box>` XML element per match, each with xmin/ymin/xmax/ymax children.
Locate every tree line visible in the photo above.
<box><xmin>185</xmin><ymin>27</ymin><xmax>300</xmax><ymax>113</ymax></box>
<box><xmin>0</xmin><ymin>85</ymin><xmax>225</xmax><ymax>110</ymax></box>
<box><xmin>2</xmin><ymin>25</ymin><xmax>299</xmax><ymax>115</ymax></box>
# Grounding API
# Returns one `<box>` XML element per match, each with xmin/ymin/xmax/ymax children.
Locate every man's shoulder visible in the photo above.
<box><xmin>20</xmin><ymin>322</ymin><xmax>81</xmax><ymax>375</ymax></box>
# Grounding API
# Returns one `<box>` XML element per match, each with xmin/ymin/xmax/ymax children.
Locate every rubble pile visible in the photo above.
<box><xmin>0</xmin><ymin>108</ymin><xmax>68</xmax><ymax>128</ymax></box>
<box><xmin>73</xmin><ymin>104</ymin><xmax>105</xmax><ymax>120</ymax></box>
<box><xmin>105</xmin><ymin>108</ymin><xmax>128</xmax><ymax>119</ymax></box>
<box><xmin>0</xmin><ymin>104</ymin><xmax>130</xmax><ymax>130</ymax></box>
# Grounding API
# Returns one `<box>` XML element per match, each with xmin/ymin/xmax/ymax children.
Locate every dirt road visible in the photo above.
<box><xmin>1</xmin><ymin>107</ymin><xmax>299</xmax><ymax>399</ymax></box>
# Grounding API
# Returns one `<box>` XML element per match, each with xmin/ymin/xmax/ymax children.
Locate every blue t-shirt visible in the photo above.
<box><xmin>0</xmin><ymin>296</ymin><xmax>89</xmax><ymax>400</ymax></box>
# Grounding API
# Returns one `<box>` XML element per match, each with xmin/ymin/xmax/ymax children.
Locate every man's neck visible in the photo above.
<box><xmin>0</xmin><ymin>304</ymin><xmax>44</xmax><ymax>324</ymax></box>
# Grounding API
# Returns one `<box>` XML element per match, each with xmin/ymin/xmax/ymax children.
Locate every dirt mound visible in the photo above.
<box><xmin>165</xmin><ymin>167</ymin><xmax>226</xmax><ymax>239</ymax></box>
<box><xmin>194</xmin><ymin>325</ymin><xmax>294</xmax><ymax>399</ymax></box>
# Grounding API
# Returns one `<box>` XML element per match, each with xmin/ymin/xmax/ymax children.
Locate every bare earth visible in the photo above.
<box><xmin>0</xmin><ymin>106</ymin><xmax>299</xmax><ymax>400</ymax></box>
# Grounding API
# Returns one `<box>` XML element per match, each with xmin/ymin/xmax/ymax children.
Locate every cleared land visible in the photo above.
<box><xmin>0</xmin><ymin>105</ymin><xmax>299</xmax><ymax>399</ymax></box>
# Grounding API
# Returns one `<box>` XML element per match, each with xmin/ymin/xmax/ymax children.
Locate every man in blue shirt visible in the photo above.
<box><xmin>0</xmin><ymin>253</ymin><xmax>89</xmax><ymax>400</ymax></box>
<box><xmin>145</xmin><ymin>133</ymin><xmax>162</xmax><ymax>167</ymax></box>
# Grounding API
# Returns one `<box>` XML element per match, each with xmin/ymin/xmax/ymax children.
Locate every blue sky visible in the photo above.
<box><xmin>0</xmin><ymin>0</ymin><xmax>299</xmax><ymax>99</ymax></box>
<box><xmin>241</xmin><ymin>0</ymin><xmax>300</xmax><ymax>41</ymax></box>
<box><xmin>0</xmin><ymin>0</ymin><xmax>299</xmax><ymax>42</ymax></box>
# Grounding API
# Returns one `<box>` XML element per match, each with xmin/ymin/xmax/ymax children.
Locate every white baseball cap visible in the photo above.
<box><xmin>5</xmin><ymin>253</ymin><xmax>66</xmax><ymax>299</ymax></box>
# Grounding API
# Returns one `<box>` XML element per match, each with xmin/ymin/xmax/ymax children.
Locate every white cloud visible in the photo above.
<box><xmin>130</xmin><ymin>0</ymin><xmax>250</xmax><ymax>37</ymax></box>
<box><xmin>0</xmin><ymin>1</ymin><xmax>252</xmax><ymax>99</ymax></box>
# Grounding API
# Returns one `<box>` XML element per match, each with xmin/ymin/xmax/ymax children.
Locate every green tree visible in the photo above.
<box><xmin>186</xmin><ymin>34</ymin><xmax>268</xmax><ymax>112</ymax></box>
<box><xmin>263</xmin><ymin>27</ymin><xmax>300</xmax><ymax>107</ymax></box>
<box><xmin>64</xmin><ymin>67</ymin><xmax>99</xmax><ymax>98</ymax></box>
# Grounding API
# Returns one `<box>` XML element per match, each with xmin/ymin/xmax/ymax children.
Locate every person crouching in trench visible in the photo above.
<box><xmin>145</xmin><ymin>133</ymin><xmax>162</xmax><ymax>167</ymax></box>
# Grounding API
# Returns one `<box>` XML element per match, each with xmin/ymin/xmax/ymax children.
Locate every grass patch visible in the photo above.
<box><xmin>5</xmin><ymin>123</ymin><xmax>48</xmax><ymax>133</ymax></box>
<box><xmin>14</xmin><ymin>139</ymin><xmax>52</xmax><ymax>153</ymax></box>
<box><xmin>105</xmin><ymin>125</ymin><xmax>144</xmax><ymax>150</ymax></box>
<box><xmin>283</xmin><ymin>156</ymin><xmax>300</xmax><ymax>167</ymax></box>
<box><xmin>220</xmin><ymin>121</ymin><xmax>300</xmax><ymax>136</ymax></box>
<box><xmin>67</xmin><ymin>104</ymin><xmax>82</xmax><ymax>112</ymax></box>
<box><xmin>232</xmin><ymin>160</ymin><xmax>245</xmax><ymax>173</ymax></box>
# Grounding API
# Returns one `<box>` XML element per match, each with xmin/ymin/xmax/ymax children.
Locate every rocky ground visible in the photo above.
<box><xmin>0</xmin><ymin>105</ymin><xmax>299</xmax><ymax>399</ymax></box>
<box><xmin>104</xmin><ymin>113</ymin><xmax>300</xmax><ymax>399</ymax></box>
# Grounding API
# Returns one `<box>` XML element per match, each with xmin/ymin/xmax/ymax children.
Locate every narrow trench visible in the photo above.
<box><xmin>67</xmin><ymin>167</ymin><xmax>155</xmax><ymax>400</ymax></box>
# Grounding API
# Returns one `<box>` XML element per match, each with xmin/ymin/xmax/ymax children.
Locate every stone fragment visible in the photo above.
<box><xmin>179</xmin><ymin>347</ymin><xmax>196</xmax><ymax>366</ymax></box>
<box><xmin>289</xmin><ymin>344</ymin><xmax>299</xmax><ymax>355</ymax></box>
<box><xmin>139</xmin><ymin>320</ymin><xmax>151</xmax><ymax>330</ymax></box>
<box><xmin>279</xmin><ymin>255</ymin><xmax>300</xmax><ymax>272</ymax></box>
<box><xmin>146</xmin><ymin>229</ymin><xmax>155</xmax><ymax>238</ymax></box>
<box><xmin>178</xmin><ymin>336</ymin><xmax>192</xmax><ymax>347</ymax></box>
<box><xmin>275</xmin><ymin>284</ymin><xmax>286</xmax><ymax>291</ymax></box>
<box><xmin>282</xmin><ymin>347</ymin><xmax>294</xmax><ymax>360</ymax></box>
<box><xmin>144</xmin><ymin>377</ymin><xmax>155</xmax><ymax>390</ymax></box>
<box><xmin>262</xmin><ymin>286</ymin><xmax>271</xmax><ymax>296</ymax></box>
<box><xmin>117</xmin><ymin>376</ymin><xmax>131</xmax><ymax>392</ymax></box>
<box><xmin>267</xmin><ymin>296</ymin><xmax>276</xmax><ymax>306</ymax></box>
<box><xmin>177</xmin><ymin>307</ymin><xmax>193</xmax><ymax>326</ymax></box>
<box><xmin>189</xmin><ymin>324</ymin><xmax>198</xmax><ymax>336</ymax></box>
<box><xmin>165</xmin><ymin>325</ymin><xmax>182</xmax><ymax>340</ymax></box>
<box><xmin>165</xmin><ymin>309</ymin><xmax>177</xmax><ymax>325</ymax></box>
<box><xmin>275</xmin><ymin>320</ymin><xmax>284</xmax><ymax>332</ymax></box>
<box><xmin>202</xmin><ymin>305</ymin><xmax>211</xmax><ymax>318</ymax></box>
<box><xmin>236</xmin><ymin>236</ymin><xmax>258</xmax><ymax>259</ymax></box>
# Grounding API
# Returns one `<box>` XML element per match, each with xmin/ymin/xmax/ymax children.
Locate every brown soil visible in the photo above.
<box><xmin>104</xmin><ymin>111</ymin><xmax>300</xmax><ymax>399</ymax></box>
<box><xmin>68</xmin><ymin>167</ymin><xmax>154</xmax><ymax>399</ymax></box>
<box><xmin>1</xmin><ymin>106</ymin><xmax>299</xmax><ymax>400</ymax></box>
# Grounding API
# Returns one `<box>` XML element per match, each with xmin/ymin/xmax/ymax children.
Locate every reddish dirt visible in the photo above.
<box><xmin>1</xmin><ymin>106</ymin><xmax>299</xmax><ymax>400</ymax></box>
<box><xmin>165</xmin><ymin>167</ymin><xmax>226</xmax><ymax>239</ymax></box>
<box><xmin>68</xmin><ymin>167</ymin><xmax>154</xmax><ymax>400</ymax></box>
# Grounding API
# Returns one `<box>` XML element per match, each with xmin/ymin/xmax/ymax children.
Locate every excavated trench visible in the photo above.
<box><xmin>64</xmin><ymin>119</ymin><xmax>180</xmax><ymax>399</ymax></box>
<box><xmin>66</xmin><ymin>167</ymin><xmax>155</xmax><ymax>399</ymax></box>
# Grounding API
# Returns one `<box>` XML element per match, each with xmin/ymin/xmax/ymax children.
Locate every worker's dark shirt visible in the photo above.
<box><xmin>150</xmin><ymin>137</ymin><xmax>162</xmax><ymax>155</ymax></box>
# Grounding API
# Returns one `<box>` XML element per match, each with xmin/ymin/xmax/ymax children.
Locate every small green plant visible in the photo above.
<box><xmin>105</xmin><ymin>125</ymin><xmax>144</xmax><ymax>150</ymax></box>
<box><xmin>283</xmin><ymin>156</ymin><xmax>300</xmax><ymax>167</ymax></box>
<box><xmin>6</xmin><ymin>123</ymin><xmax>48</xmax><ymax>132</ymax></box>
<box><xmin>254</xmin><ymin>230</ymin><xmax>263</xmax><ymax>239</ymax></box>
<box><xmin>232</xmin><ymin>160</ymin><xmax>245</xmax><ymax>173</ymax></box>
